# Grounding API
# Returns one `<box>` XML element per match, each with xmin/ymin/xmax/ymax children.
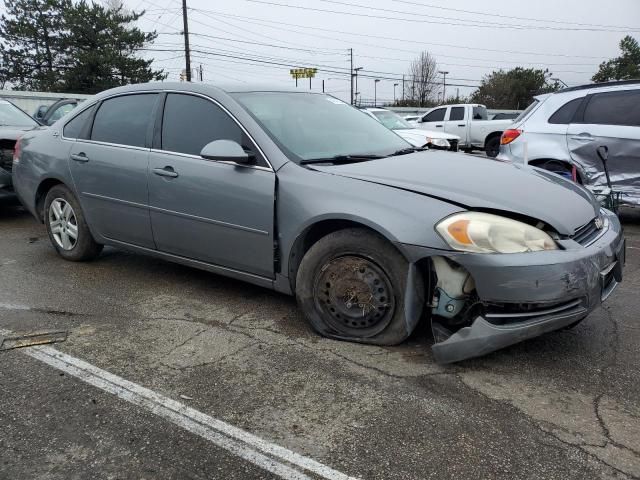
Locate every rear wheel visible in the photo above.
<box><xmin>485</xmin><ymin>136</ymin><xmax>501</xmax><ymax>157</ymax></box>
<box><xmin>44</xmin><ymin>185</ymin><xmax>103</xmax><ymax>261</ymax></box>
<box><xmin>295</xmin><ymin>228</ymin><xmax>423</xmax><ymax>345</ymax></box>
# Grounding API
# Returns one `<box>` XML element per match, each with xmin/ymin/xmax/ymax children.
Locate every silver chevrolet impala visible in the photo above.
<box><xmin>11</xmin><ymin>83</ymin><xmax>625</xmax><ymax>363</ymax></box>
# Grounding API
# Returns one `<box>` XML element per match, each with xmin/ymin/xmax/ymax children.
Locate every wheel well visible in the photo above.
<box><xmin>484</xmin><ymin>131</ymin><xmax>502</xmax><ymax>145</ymax></box>
<box><xmin>35</xmin><ymin>178</ymin><xmax>64</xmax><ymax>222</ymax></box>
<box><xmin>528</xmin><ymin>159</ymin><xmax>583</xmax><ymax>183</ymax></box>
<box><xmin>287</xmin><ymin>219</ymin><xmax>388</xmax><ymax>292</ymax></box>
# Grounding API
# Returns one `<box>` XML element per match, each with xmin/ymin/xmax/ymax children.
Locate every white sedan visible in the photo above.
<box><xmin>362</xmin><ymin>108</ymin><xmax>460</xmax><ymax>151</ymax></box>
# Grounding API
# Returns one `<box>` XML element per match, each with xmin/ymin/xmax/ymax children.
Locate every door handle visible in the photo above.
<box><xmin>435</xmin><ymin>125</ymin><xmax>443</xmax><ymax>128</ymax></box>
<box><xmin>571</xmin><ymin>134</ymin><xmax>594</xmax><ymax>142</ymax></box>
<box><xmin>457</xmin><ymin>124</ymin><xmax>466</xmax><ymax>127</ymax></box>
<box><xmin>153</xmin><ymin>166</ymin><xmax>179</xmax><ymax>178</ymax></box>
<box><xmin>70</xmin><ymin>153</ymin><xmax>89</xmax><ymax>163</ymax></box>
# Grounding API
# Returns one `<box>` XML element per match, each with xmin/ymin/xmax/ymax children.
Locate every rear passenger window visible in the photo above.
<box><xmin>91</xmin><ymin>94</ymin><xmax>158</xmax><ymax>147</ymax></box>
<box><xmin>63</xmin><ymin>107</ymin><xmax>93</xmax><ymax>139</ymax></box>
<box><xmin>423</xmin><ymin>108</ymin><xmax>446</xmax><ymax>122</ymax></box>
<box><xmin>449</xmin><ymin>107</ymin><xmax>465</xmax><ymax>121</ymax></box>
<box><xmin>583</xmin><ymin>90</ymin><xmax>640</xmax><ymax>127</ymax></box>
<box><xmin>549</xmin><ymin>98</ymin><xmax>583</xmax><ymax>124</ymax></box>
<box><xmin>162</xmin><ymin>93</ymin><xmax>257</xmax><ymax>159</ymax></box>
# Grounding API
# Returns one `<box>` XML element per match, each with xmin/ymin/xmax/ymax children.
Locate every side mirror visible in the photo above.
<box><xmin>200</xmin><ymin>139</ymin><xmax>252</xmax><ymax>164</ymax></box>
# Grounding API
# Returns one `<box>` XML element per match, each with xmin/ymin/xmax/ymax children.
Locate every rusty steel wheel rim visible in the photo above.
<box><xmin>313</xmin><ymin>255</ymin><xmax>396</xmax><ymax>337</ymax></box>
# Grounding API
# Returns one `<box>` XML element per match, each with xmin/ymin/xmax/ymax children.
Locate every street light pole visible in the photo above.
<box><xmin>438</xmin><ymin>71</ymin><xmax>449</xmax><ymax>103</ymax></box>
<box><xmin>353</xmin><ymin>67</ymin><xmax>363</xmax><ymax>104</ymax></box>
<box><xmin>374</xmin><ymin>79</ymin><xmax>380</xmax><ymax>107</ymax></box>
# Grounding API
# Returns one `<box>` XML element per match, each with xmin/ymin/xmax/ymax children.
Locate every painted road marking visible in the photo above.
<box><xmin>0</xmin><ymin>328</ymin><xmax>359</xmax><ymax>480</ymax></box>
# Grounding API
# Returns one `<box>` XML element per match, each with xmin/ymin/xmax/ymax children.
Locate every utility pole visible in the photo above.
<box><xmin>438</xmin><ymin>71</ymin><xmax>449</xmax><ymax>103</ymax></box>
<box><xmin>402</xmin><ymin>74</ymin><xmax>405</xmax><ymax>101</ymax></box>
<box><xmin>393</xmin><ymin>83</ymin><xmax>398</xmax><ymax>104</ymax></box>
<box><xmin>182</xmin><ymin>0</ymin><xmax>191</xmax><ymax>82</ymax></box>
<box><xmin>374</xmin><ymin>79</ymin><xmax>380</xmax><ymax>107</ymax></box>
<box><xmin>349</xmin><ymin>48</ymin><xmax>354</xmax><ymax>105</ymax></box>
<box><xmin>199</xmin><ymin>64</ymin><xmax>203</xmax><ymax>82</ymax></box>
<box><xmin>322</xmin><ymin>79</ymin><xmax>325</xmax><ymax>93</ymax></box>
<box><xmin>354</xmin><ymin>67</ymin><xmax>362</xmax><ymax>104</ymax></box>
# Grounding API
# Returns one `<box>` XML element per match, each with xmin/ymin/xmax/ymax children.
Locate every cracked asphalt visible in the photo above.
<box><xmin>1</xmin><ymin>198</ymin><xmax>639</xmax><ymax>480</ymax></box>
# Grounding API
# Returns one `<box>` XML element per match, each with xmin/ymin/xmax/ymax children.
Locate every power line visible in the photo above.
<box><xmin>189</xmin><ymin>8</ymin><xmax>607</xmax><ymax>60</ymax></box>
<box><xmin>391</xmin><ymin>0</ymin><xmax>640</xmax><ymax>31</ymax></box>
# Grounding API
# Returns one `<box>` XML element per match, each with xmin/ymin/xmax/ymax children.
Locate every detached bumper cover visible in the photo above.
<box><xmin>401</xmin><ymin>209</ymin><xmax>625</xmax><ymax>363</ymax></box>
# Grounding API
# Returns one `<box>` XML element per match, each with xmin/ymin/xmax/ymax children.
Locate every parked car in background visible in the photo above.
<box><xmin>0</xmin><ymin>99</ymin><xmax>40</xmax><ymax>200</ymax></box>
<box><xmin>498</xmin><ymin>80</ymin><xmax>640</xmax><ymax>205</ymax></box>
<box><xmin>403</xmin><ymin>114</ymin><xmax>421</xmax><ymax>122</ymax></box>
<box><xmin>410</xmin><ymin>103</ymin><xmax>513</xmax><ymax>157</ymax></box>
<box><xmin>362</xmin><ymin>107</ymin><xmax>460</xmax><ymax>150</ymax></box>
<box><xmin>12</xmin><ymin>83</ymin><xmax>624</xmax><ymax>363</ymax></box>
<box><xmin>34</xmin><ymin>98</ymin><xmax>82</xmax><ymax>126</ymax></box>
<box><xmin>491</xmin><ymin>112</ymin><xmax>520</xmax><ymax>121</ymax></box>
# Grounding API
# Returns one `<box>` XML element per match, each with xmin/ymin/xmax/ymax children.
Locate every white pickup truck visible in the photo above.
<box><xmin>409</xmin><ymin>104</ymin><xmax>514</xmax><ymax>157</ymax></box>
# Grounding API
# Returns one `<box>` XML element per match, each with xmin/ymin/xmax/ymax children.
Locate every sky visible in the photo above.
<box><xmin>70</xmin><ymin>0</ymin><xmax>640</xmax><ymax>103</ymax></box>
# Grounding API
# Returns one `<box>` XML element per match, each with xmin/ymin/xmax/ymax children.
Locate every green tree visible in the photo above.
<box><xmin>0</xmin><ymin>0</ymin><xmax>166</xmax><ymax>93</ymax></box>
<box><xmin>470</xmin><ymin>68</ymin><xmax>560</xmax><ymax>110</ymax></box>
<box><xmin>62</xmin><ymin>1</ymin><xmax>165</xmax><ymax>93</ymax></box>
<box><xmin>0</xmin><ymin>0</ymin><xmax>70</xmax><ymax>91</ymax></box>
<box><xmin>593</xmin><ymin>35</ymin><xmax>640</xmax><ymax>82</ymax></box>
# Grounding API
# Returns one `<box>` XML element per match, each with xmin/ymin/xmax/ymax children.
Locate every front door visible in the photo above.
<box><xmin>443</xmin><ymin>106</ymin><xmax>467</xmax><ymax>140</ymax></box>
<box><xmin>147</xmin><ymin>93</ymin><xmax>276</xmax><ymax>278</ymax></box>
<box><xmin>567</xmin><ymin>89</ymin><xmax>640</xmax><ymax>197</ymax></box>
<box><xmin>68</xmin><ymin>93</ymin><xmax>159</xmax><ymax>248</ymax></box>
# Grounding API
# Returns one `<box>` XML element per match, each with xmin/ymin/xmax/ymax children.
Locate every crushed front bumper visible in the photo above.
<box><xmin>402</xmin><ymin>209</ymin><xmax>625</xmax><ymax>363</ymax></box>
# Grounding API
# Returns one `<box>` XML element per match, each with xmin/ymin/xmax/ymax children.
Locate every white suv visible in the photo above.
<box><xmin>498</xmin><ymin>80</ymin><xmax>640</xmax><ymax>205</ymax></box>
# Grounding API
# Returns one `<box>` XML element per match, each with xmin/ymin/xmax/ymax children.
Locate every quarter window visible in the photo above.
<box><xmin>583</xmin><ymin>90</ymin><xmax>640</xmax><ymax>127</ymax></box>
<box><xmin>449</xmin><ymin>107</ymin><xmax>465</xmax><ymax>121</ymax></box>
<box><xmin>162</xmin><ymin>93</ymin><xmax>257</xmax><ymax>160</ymax></box>
<box><xmin>91</xmin><ymin>94</ymin><xmax>158</xmax><ymax>147</ymax></box>
<box><xmin>423</xmin><ymin>108</ymin><xmax>446</xmax><ymax>122</ymax></box>
<box><xmin>548</xmin><ymin>98</ymin><xmax>583</xmax><ymax>124</ymax></box>
<box><xmin>63</xmin><ymin>107</ymin><xmax>94</xmax><ymax>139</ymax></box>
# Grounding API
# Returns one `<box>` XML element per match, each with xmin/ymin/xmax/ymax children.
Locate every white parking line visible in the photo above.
<box><xmin>0</xmin><ymin>328</ymin><xmax>359</xmax><ymax>480</ymax></box>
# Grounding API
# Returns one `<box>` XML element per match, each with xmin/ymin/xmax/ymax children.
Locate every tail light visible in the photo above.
<box><xmin>500</xmin><ymin>129</ymin><xmax>522</xmax><ymax>145</ymax></box>
<box><xmin>12</xmin><ymin>136</ymin><xmax>22</xmax><ymax>164</ymax></box>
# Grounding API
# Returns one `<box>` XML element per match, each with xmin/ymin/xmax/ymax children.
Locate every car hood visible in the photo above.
<box><xmin>311</xmin><ymin>151</ymin><xmax>599</xmax><ymax>235</ymax></box>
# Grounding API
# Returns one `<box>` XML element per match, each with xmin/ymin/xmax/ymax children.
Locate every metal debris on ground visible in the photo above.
<box><xmin>0</xmin><ymin>331</ymin><xmax>68</xmax><ymax>351</ymax></box>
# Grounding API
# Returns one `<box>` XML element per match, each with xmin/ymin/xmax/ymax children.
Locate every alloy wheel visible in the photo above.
<box><xmin>49</xmin><ymin>198</ymin><xmax>78</xmax><ymax>251</ymax></box>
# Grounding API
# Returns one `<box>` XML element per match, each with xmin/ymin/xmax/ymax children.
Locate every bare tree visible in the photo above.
<box><xmin>407</xmin><ymin>52</ymin><xmax>439</xmax><ymax>107</ymax></box>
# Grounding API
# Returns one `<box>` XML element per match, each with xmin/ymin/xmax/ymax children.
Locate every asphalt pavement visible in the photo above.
<box><xmin>1</xmin><ymin>198</ymin><xmax>639</xmax><ymax>480</ymax></box>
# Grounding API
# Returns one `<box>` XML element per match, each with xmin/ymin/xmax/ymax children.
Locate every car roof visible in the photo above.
<box><xmin>557</xmin><ymin>79</ymin><xmax>640</xmax><ymax>93</ymax></box>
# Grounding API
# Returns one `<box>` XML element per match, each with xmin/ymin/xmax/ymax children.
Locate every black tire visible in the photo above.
<box><xmin>485</xmin><ymin>136</ymin><xmax>500</xmax><ymax>158</ymax></box>
<box><xmin>295</xmin><ymin>228</ymin><xmax>423</xmax><ymax>346</ymax></box>
<box><xmin>44</xmin><ymin>184</ymin><xmax>103</xmax><ymax>261</ymax></box>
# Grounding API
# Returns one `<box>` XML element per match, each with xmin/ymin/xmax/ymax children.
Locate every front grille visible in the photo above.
<box><xmin>0</xmin><ymin>148</ymin><xmax>13</xmax><ymax>173</ymax></box>
<box><xmin>572</xmin><ymin>218</ymin><xmax>603</xmax><ymax>246</ymax></box>
<box><xmin>484</xmin><ymin>298</ymin><xmax>586</xmax><ymax>325</ymax></box>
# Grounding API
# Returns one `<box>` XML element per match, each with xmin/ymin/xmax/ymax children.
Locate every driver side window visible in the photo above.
<box><xmin>422</xmin><ymin>108</ymin><xmax>446</xmax><ymax>122</ymax></box>
<box><xmin>161</xmin><ymin>93</ymin><xmax>263</xmax><ymax>165</ymax></box>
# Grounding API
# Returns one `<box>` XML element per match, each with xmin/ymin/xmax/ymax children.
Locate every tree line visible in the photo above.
<box><xmin>397</xmin><ymin>35</ymin><xmax>640</xmax><ymax>110</ymax></box>
<box><xmin>0</xmin><ymin>0</ymin><xmax>165</xmax><ymax>93</ymax></box>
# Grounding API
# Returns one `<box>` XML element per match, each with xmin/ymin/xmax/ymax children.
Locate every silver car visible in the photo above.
<box><xmin>498</xmin><ymin>80</ymin><xmax>640</xmax><ymax>205</ymax></box>
<box><xmin>12</xmin><ymin>83</ymin><xmax>625</xmax><ymax>363</ymax></box>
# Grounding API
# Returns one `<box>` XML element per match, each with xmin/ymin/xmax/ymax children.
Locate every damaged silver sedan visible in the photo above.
<box><xmin>12</xmin><ymin>83</ymin><xmax>625</xmax><ymax>363</ymax></box>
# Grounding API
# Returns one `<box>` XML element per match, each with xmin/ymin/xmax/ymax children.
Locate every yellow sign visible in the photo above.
<box><xmin>290</xmin><ymin>68</ymin><xmax>317</xmax><ymax>79</ymax></box>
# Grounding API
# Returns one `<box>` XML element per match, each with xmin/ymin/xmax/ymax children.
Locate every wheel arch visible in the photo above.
<box><xmin>285</xmin><ymin>216</ymin><xmax>403</xmax><ymax>293</ymax></box>
<box><xmin>34</xmin><ymin>177</ymin><xmax>69</xmax><ymax>222</ymax></box>
<box><xmin>528</xmin><ymin>158</ymin><xmax>585</xmax><ymax>184</ymax></box>
<box><xmin>484</xmin><ymin>130</ymin><xmax>503</xmax><ymax>146</ymax></box>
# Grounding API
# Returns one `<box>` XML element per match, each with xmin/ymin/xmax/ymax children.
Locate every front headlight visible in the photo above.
<box><xmin>427</xmin><ymin>138</ymin><xmax>450</xmax><ymax>148</ymax></box>
<box><xmin>436</xmin><ymin>212</ymin><xmax>558</xmax><ymax>253</ymax></box>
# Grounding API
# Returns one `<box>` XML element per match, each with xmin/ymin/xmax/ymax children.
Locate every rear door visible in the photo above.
<box><xmin>68</xmin><ymin>93</ymin><xmax>159</xmax><ymax>248</ymax></box>
<box><xmin>567</xmin><ymin>89</ymin><xmax>640</xmax><ymax>196</ymax></box>
<box><xmin>147</xmin><ymin>92</ymin><xmax>276</xmax><ymax>278</ymax></box>
<box><xmin>443</xmin><ymin>106</ymin><xmax>467</xmax><ymax>140</ymax></box>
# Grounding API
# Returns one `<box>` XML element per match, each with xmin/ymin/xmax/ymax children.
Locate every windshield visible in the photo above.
<box><xmin>371</xmin><ymin>110</ymin><xmax>413</xmax><ymax>130</ymax></box>
<box><xmin>233</xmin><ymin>92</ymin><xmax>410</xmax><ymax>162</ymax></box>
<box><xmin>514</xmin><ymin>99</ymin><xmax>540</xmax><ymax>124</ymax></box>
<box><xmin>0</xmin><ymin>100</ymin><xmax>39</xmax><ymax>127</ymax></box>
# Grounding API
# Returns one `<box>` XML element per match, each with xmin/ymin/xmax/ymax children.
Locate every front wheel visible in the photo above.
<box><xmin>44</xmin><ymin>184</ymin><xmax>103</xmax><ymax>261</ymax></box>
<box><xmin>295</xmin><ymin>228</ymin><xmax>423</xmax><ymax>346</ymax></box>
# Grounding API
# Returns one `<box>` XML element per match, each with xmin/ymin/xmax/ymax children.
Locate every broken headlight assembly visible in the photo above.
<box><xmin>426</xmin><ymin>138</ymin><xmax>450</xmax><ymax>149</ymax></box>
<box><xmin>436</xmin><ymin>212</ymin><xmax>558</xmax><ymax>254</ymax></box>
